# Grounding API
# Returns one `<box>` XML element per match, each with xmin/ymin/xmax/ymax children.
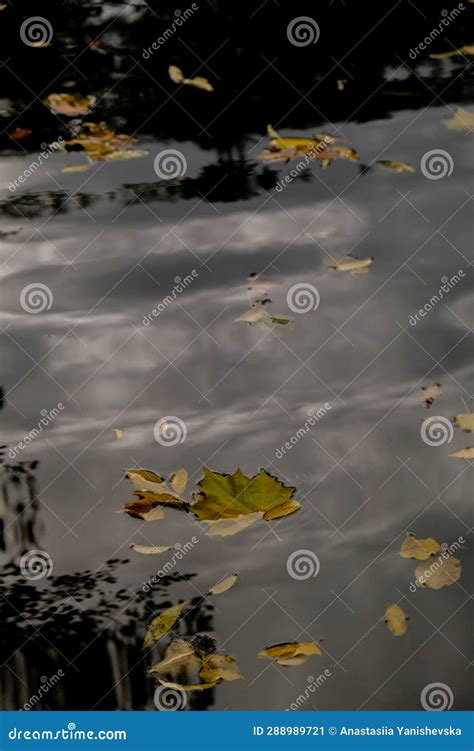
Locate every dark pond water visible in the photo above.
<box><xmin>0</xmin><ymin>0</ymin><xmax>472</xmax><ymax>712</ymax></box>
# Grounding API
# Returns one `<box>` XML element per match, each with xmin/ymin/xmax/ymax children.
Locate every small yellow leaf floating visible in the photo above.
<box><xmin>143</xmin><ymin>602</ymin><xmax>188</xmax><ymax>648</ymax></box>
<box><xmin>453</xmin><ymin>413</ymin><xmax>474</xmax><ymax>432</ymax></box>
<box><xmin>126</xmin><ymin>469</ymin><xmax>165</xmax><ymax>492</ymax></box>
<box><xmin>415</xmin><ymin>556</ymin><xmax>462</xmax><ymax>590</ymax></box>
<box><xmin>430</xmin><ymin>45</ymin><xmax>474</xmax><ymax>59</ymax></box>
<box><xmin>258</xmin><ymin>642</ymin><xmax>321</xmax><ymax>666</ymax></box>
<box><xmin>234</xmin><ymin>308</ymin><xmax>291</xmax><ymax>326</ymax></box>
<box><xmin>191</xmin><ymin>467</ymin><xmax>300</xmax><ymax>535</ymax></box>
<box><xmin>377</xmin><ymin>160</ymin><xmax>415</xmax><ymax>173</ymax></box>
<box><xmin>170</xmin><ymin>468</ymin><xmax>188</xmax><ymax>495</ymax></box>
<box><xmin>327</xmin><ymin>255</ymin><xmax>374</xmax><ymax>274</ymax></box>
<box><xmin>62</xmin><ymin>164</ymin><xmax>92</xmax><ymax>174</ymax></box>
<box><xmin>150</xmin><ymin>636</ymin><xmax>241</xmax><ymax>690</ymax></box>
<box><xmin>257</xmin><ymin>125</ymin><xmax>357</xmax><ymax>166</ymax></box>
<box><xmin>204</xmin><ymin>512</ymin><xmax>264</xmax><ymax>537</ymax></box>
<box><xmin>130</xmin><ymin>544</ymin><xmax>171</xmax><ymax>555</ymax></box>
<box><xmin>421</xmin><ymin>384</ymin><xmax>442</xmax><ymax>408</ymax></box>
<box><xmin>207</xmin><ymin>573</ymin><xmax>238</xmax><ymax>596</ymax></box>
<box><xmin>169</xmin><ymin>65</ymin><xmax>214</xmax><ymax>92</ymax></box>
<box><xmin>123</xmin><ymin>469</ymin><xmax>189</xmax><ymax>519</ymax></box>
<box><xmin>61</xmin><ymin>121</ymin><xmax>148</xmax><ymax>163</ymax></box>
<box><xmin>385</xmin><ymin>604</ymin><xmax>408</xmax><ymax>636</ymax></box>
<box><xmin>43</xmin><ymin>93</ymin><xmax>96</xmax><ymax>116</ymax></box>
<box><xmin>113</xmin><ymin>428</ymin><xmax>125</xmax><ymax>439</ymax></box>
<box><xmin>449</xmin><ymin>447</ymin><xmax>474</xmax><ymax>459</ymax></box>
<box><xmin>400</xmin><ymin>534</ymin><xmax>441</xmax><ymax>560</ymax></box>
<box><xmin>442</xmin><ymin>108</ymin><xmax>474</xmax><ymax>132</ymax></box>
<box><xmin>125</xmin><ymin>491</ymin><xmax>188</xmax><ymax>518</ymax></box>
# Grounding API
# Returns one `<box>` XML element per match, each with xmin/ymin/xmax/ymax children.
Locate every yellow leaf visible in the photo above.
<box><xmin>258</xmin><ymin>642</ymin><xmax>321</xmax><ymax>666</ymax></box>
<box><xmin>266</xmin><ymin>124</ymin><xmax>321</xmax><ymax>152</ymax></box>
<box><xmin>62</xmin><ymin>164</ymin><xmax>92</xmax><ymax>174</ymax></box>
<box><xmin>125</xmin><ymin>469</ymin><xmax>165</xmax><ymax>492</ymax></box>
<box><xmin>203</xmin><ymin>512</ymin><xmax>264</xmax><ymax>537</ymax></box>
<box><xmin>385</xmin><ymin>604</ymin><xmax>408</xmax><ymax>636</ymax></box>
<box><xmin>192</xmin><ymin>467</ymin><xmax>298</xmax><ymax>523</ymax></box>
<box><xmin>143</xmin><ymin>602</ymin><xmax>188</xmax><ymax>648</ymax></box>
<box><xmin>453</xmin><ymin>413</ymin><xmax>474</xmax><ymax>432</ymax></box>
<box><xmin>113</xmin><ymin>428</ymin><xmax>125</xmax><ymax>438</ymax></box>
<box><xmin>170</xmin><ymin>469</ymin><xmax>188</xmax><ymax>495</ymax></box>
<box><xmin>157</xmin><ymin>678</ymin><xmax>217</xmax><ymax>691</ymax></box>
<box><xmin>449</xmin><ymin>447</ymin><xmax>474</xmax><ymax>459</ymax></box>
<box><xmin>43</xmin><ymin>93</ymin><xmax>96</xmax><ymax>116</ymax></box>
<box><xmin>377</xmin><ymin>160</ymin><xmax>415</xmax><ymax>173</ymax></box>
<box><xmin>102</xmin><ymin>149</ymin><xmax>149</xmax><ymax>161</ymax></box>
<box><xmin>430</xmin><ymin>45</ymin><xmax>474</xmax><ymax>59</ymax></box>
<box><xmin>207</xmin><ymin>573</ymin><xmax>238</xmax><ymax>595</ymax></box>
<box><xmin>141</xmin><ymin>506</ymin><xmax>165</xmax><ymax>522</ymax></box>
<box><xmin>328</xmin><ymin>256</ymin><xmax>374</xmax><ymax>273</ymax></box>
<box><xmin>263</xmin><ymin>500</ymin><xmax>301</xmax><ymax>520</ymax></box>
<box><xmin>169</xmin><ymin>65</ymin><xmax>185</xmax><ymax>84</ymax></box>
<box><xmin>400</xmin><ymin>534</ymin><xmax>441</xmax><ymax>560</ymax></box>
<box><xmin>199</xmin><ymin>654</ymin><xmax>242</xmax><ymax>683</ymax></box>
<box><xmin>442</xmin><ymin>108</ymin><xmax>474</xmax><ymax>132</ymax></box>
<box><xmin>415</xmin><ymin>556</ymin><xmax>462</xmax><ymax>590</ymax></box>
<box><xmin>169</xmin><ymin>65</ymin><xmax>214</xmax><ymax>91</ymax></box>
<box><xmin>130</xmin><ymin>544</ymin><xmax>171</xmax><ymax>555</ymax></box>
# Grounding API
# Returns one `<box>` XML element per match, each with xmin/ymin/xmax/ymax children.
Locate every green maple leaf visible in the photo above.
<box><xmin>191</xmin><ymin>467</ymin><xmax>300</xmax><ymax>523</ymax></box>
